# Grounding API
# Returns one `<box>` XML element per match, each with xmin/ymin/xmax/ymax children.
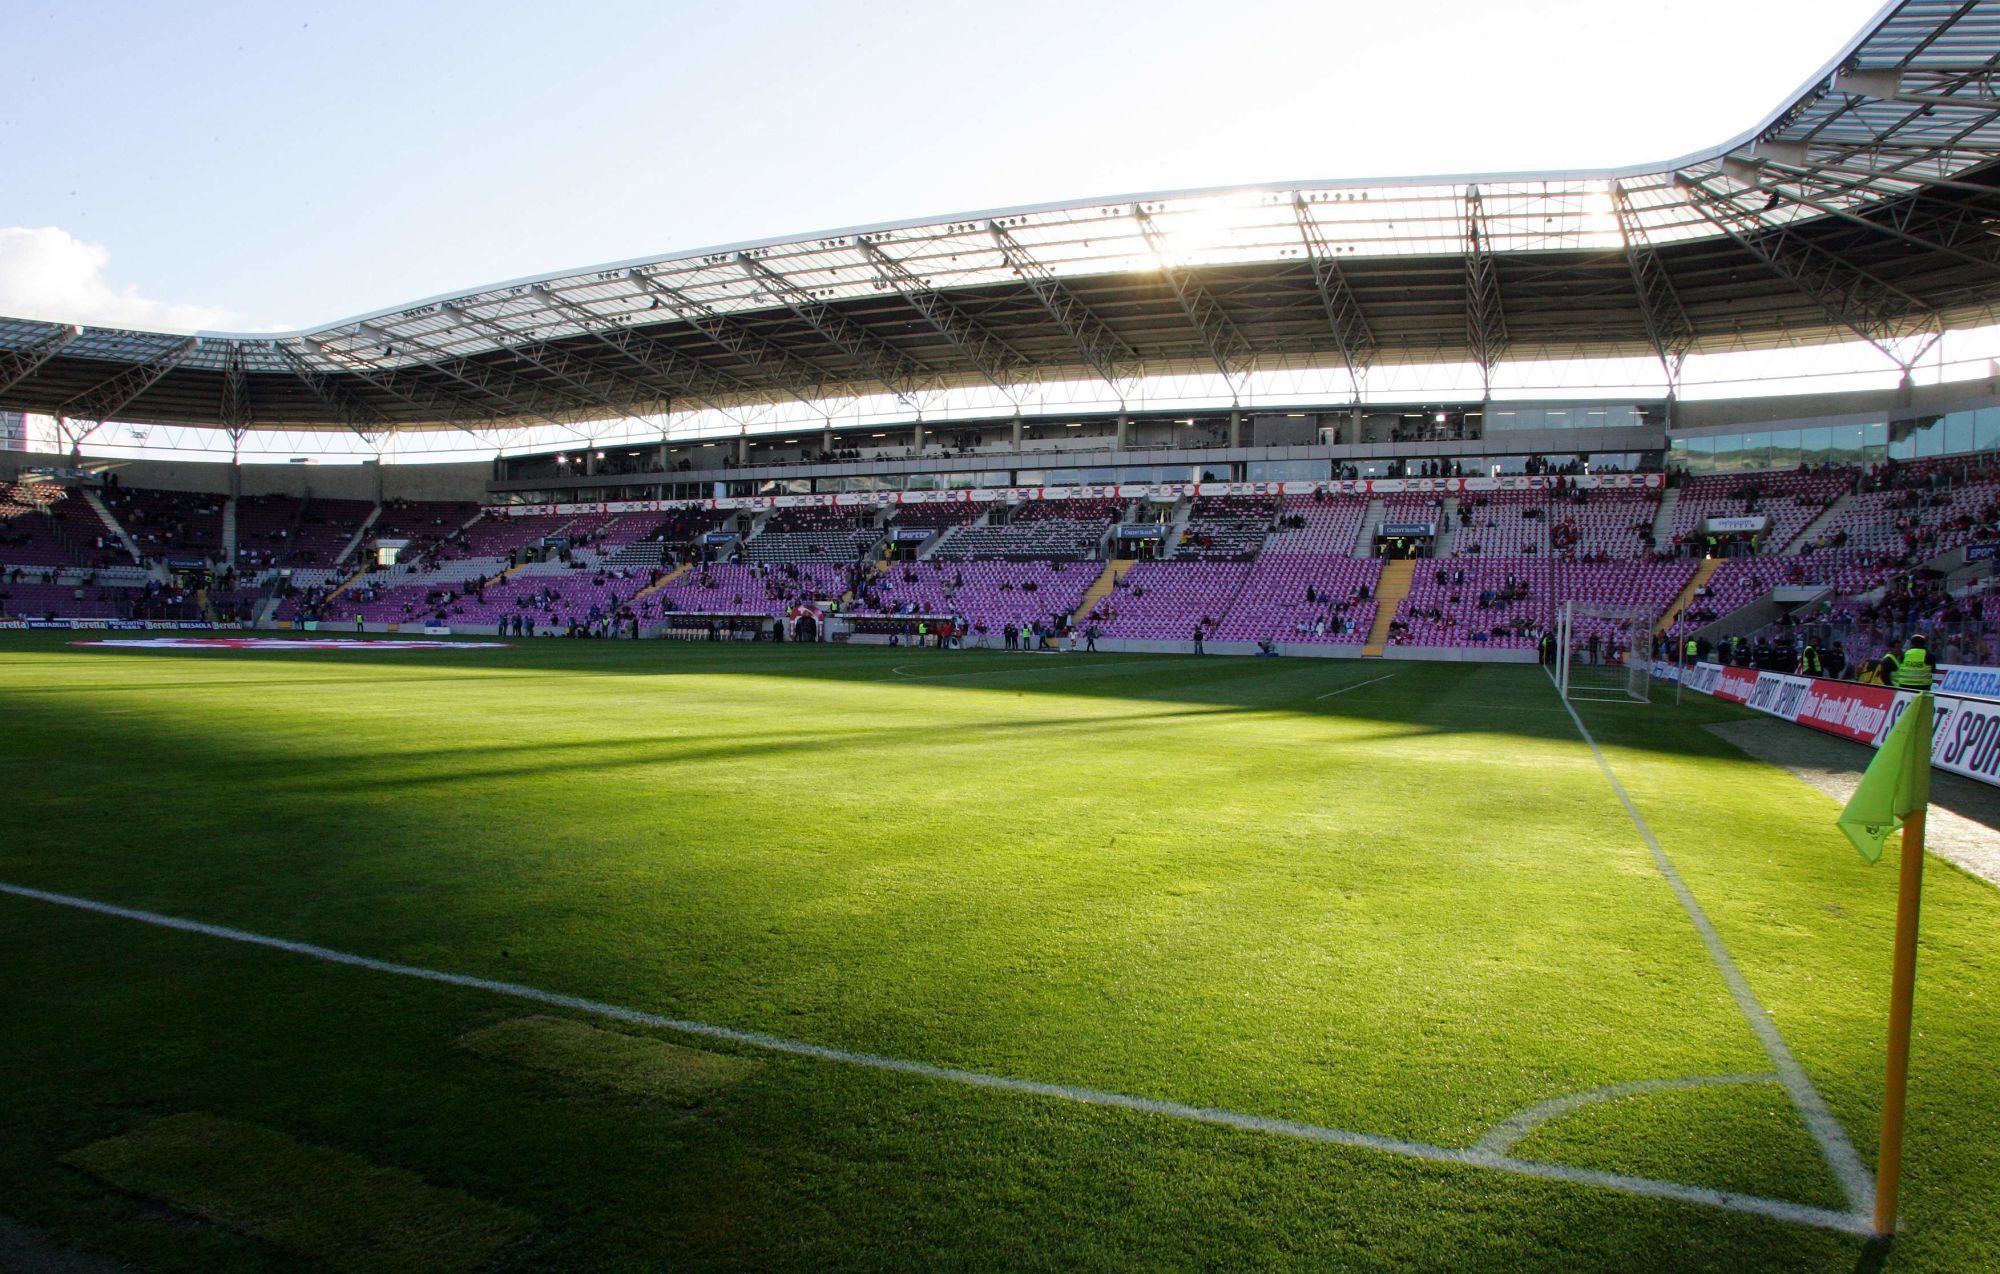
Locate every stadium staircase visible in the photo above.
<box><xmin>1073</xmin><ymin>559</ymin><xmax>1135</xmax><ymax>620</ymax></box>
<box><xmin>1650</xmin><ymin>487</ymin><xmax>1679</xmax><ymax>551</ymax></box>
<box><xmin>1352</xmin><ymin>498</ymin><xmax>1385</xmax><ymax>558</ymax></box>
<box><xmin>627</xmin><ymin>561</ymin><xmax>693</xmax><ymax>606</ymax></box>
<box><xmin>1361</xmin><ymin>558</ymin><xmax>1415</xmax><ymax>657</ymax></box>
<box><xmin>1158</xmin><ymin>500</ymin><xmax>1196</xmax><ymax>559</ymax></box>
<box><xmin>1786</xmin><ymin>493</ymin><xmax>1853</xmax><ymax>554</ymax></box>
<box><xmin>1433</xmin><ymin>497</ymin><xmax>1459</xmax><ymax>556</ymax></box>
<box><xmin>83</xmin><ymin>489</ymin><xmax>144</xmax><ymax>564</ymax></box>
<box><xmin>333</xmin><ymin>505</ymin><xmax>381</xmax><ymax>568</ymax></box>
<box><xmin>318</xmin><ymin>564</ymin><xmax>373</xmax><ymax>609</ymax></box>
<box><xmin>1654</xmin><ymin>557</ymin><xmax>1722</xmax><ymax>636</ymax></box>
<box><xmin>221</xmin><ymin>497</ymin><xmax>239</xmax><ymax>565</ymax></box>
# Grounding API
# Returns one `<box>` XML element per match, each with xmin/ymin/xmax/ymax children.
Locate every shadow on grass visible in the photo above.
<box><xmin>1</xmin><ymin>632</ymin><xmax>1756</xmax><ymax>765</ymax></box>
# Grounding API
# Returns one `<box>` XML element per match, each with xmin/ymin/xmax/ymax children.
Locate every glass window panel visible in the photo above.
<box><xmin>1946</xmin><ymin>411</ymin><xmax>1974</xmax><ymax>456</ymax></box>
<box><xmin>1830</xmin><ymin>423</ymin><xmax>1865</xmax><ymax>467</ymax></box>
<box><xmin>1977</xmin><ymin>408</ymin><xmax>2000</xmax><ymax>455</ymax></box>
<box><xmin>1887</xmin><ymin>424</ymin><xmax>1916</xmax><ymax>461</ymax></box>
<box><xmin>1802</xmin><ymin>427</ymin><xmax>1832</xmax><ymax>467</ymax></box>
<box><xmin>1743</xmin><ymin>431</ymin><xmax>1772</xmax><ymax>472</ymax></box>
<box><xmin>1915</xmin><ymin>418</ymin><xmax>1945</xmax><ymax>458</ymax></box>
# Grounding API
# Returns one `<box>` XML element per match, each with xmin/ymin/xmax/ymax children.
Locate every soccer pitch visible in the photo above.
<box><xmin>1</xmin><ymin>636</ymin><xmax>1996</xmax><ymax>1272</ymax></box>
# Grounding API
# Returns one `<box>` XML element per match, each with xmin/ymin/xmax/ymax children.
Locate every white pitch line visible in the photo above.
<box><xmin>1552</xmin><ymin>693</ymin><xmax>1877</xmax><ymax>1219</ymax></box>
<box><xmin>0</xmin><ymin>878</ymin><xmax>1871</xmax><ymax>1236</ymax></box>
<box><xmin>1315</xmin><ymin>673</ymin><xmax>1397</xmax><ymax>700</ymax></box>
<box><xmin>1474</xmin><ymin>1072</ymin><xmax>1779</xmax><ymax>1158</ymax></box>
<box><xmin>885</xmin><ymin>657</ymin><xmax>1196</xmax><ymax>682</ymax></box>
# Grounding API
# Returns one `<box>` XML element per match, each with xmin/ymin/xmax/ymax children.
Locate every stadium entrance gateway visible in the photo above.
<box><xmin>1699</xmin><ymin>514</ymin><xmax>1769</xmax><ymax>558</ymax></box>
<box><xmin>1375</xmin><ymin>522</ymin><xmax>1435</xmax><ymax>560</ymax></box>
<box><xmin>1115</xmin><ymin>524</ymin><xmax>1167</xmax><ymax>560</ymax></box>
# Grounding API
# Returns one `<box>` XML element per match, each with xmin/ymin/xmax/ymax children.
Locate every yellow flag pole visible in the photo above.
<box><xmin>1873</xmin><ymin>802</ymin><xmax>1927</xmax><ymax>1237</ymax></box>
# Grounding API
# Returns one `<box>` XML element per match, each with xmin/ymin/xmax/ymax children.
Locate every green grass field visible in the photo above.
<box><xmin>1</xmin><ymin>634</ymin><xmax>1996</xmax><ymax>1271</ymax></box>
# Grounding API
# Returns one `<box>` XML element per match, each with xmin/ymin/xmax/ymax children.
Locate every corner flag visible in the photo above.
<box><xmin>1834</xmin><ymin>690</ymin><xmax>1936</xmax><ymax>1236</ymax></box>
<box><xmin>1836</xmin><ymin>693</ymin><xmax>1934</xmax><ymax>862</ymax></box>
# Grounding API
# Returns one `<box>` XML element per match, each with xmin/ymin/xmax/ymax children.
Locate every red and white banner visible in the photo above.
<box><xmin>1682</xmin><ymin>662</ymin><xmax>2000</xmax><ymax>788</ymax></box>
<box><xmin>489</xmin><ymin>472</ymin><xmax>1663</xmax><ymax>517</ymax></box>
<box><xmin>1792</xmin><ymin>680</ymin><xmax>1900</xmax><ymax>746</ymax></box>
<box><xmin>1709</xmin><ymin>665</ymin><xmax>1760</xmax><ymax>705</ymax></box>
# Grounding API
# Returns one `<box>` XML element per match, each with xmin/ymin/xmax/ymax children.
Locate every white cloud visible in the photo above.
<box><xmin>0</xmin><ymin>226</ymin><xmax>240</xmax><ymax>333</ymax></box>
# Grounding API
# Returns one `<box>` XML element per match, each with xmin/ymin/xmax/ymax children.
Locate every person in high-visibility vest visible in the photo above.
<box><xmin>1684</xmin><ymin>636</ymin><xmax>1699</xmax><ymax>663</ymax></box>
<box><xmin>1893</xmin><ymin>633</ymin><xmax>1934</xmax><ymax>691</ymax></box>
<box><xmin>1800</xmin><ymin>642</ymin><xmax>1824</xmax><ymax>677</ymax></box>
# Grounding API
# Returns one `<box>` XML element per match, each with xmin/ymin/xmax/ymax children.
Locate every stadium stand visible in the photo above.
<box><xmin>1267</xmin><ymin>493</ymin><xmax>1369</xmax><ymax>555</ymax></box>
<box><xmin>234</xmin><ymin>495</ymin><xmax>374</xmax><ymax>572</ymax></box>
<box><xmin>102</xmin><ymin>486</ymin><xmax>226</xmax><ymax>564</ymax></box>
<box><xmin>742</xmin><ymin>506</ymin><xmax>883</xmax><ymax>563</ymax></box>
<box><xmin>21</xmin><ymin>455</ymin><xmax>2000</xmax><ymax>663</ymax></box>
<box><xmin>1668</xmin><ymin>470</ymin><xmax>1849</xmax><ymax>554</ymax></box>
<box><xmin>852</xmin><ymin>560</ymin><xmax>1097</xmax><ymax>639</ymax></box>
<box><xmin>933</xmin><ymin>498</ymin><xmax>1120</xmax><ymax>560</ymax></box>
<box><xmin>1174</xmin><ymin>495</ymin><xmax>1275</xmax><ymax>560</ymax></box>
<box><xmin>0</xmin><ymin>481</ymin><xmax>123</xmax><ymax>569</ymax></box>
<box><xmin>653</xmin><ymin>562</ymin><xmax>857</xmax><ymax>617</ymax></box>
<box><xmin>1210</xmin><ymin>555</ymin><xmax>1381</xmax><ymax>644</ymax></box>
<box><xmin>1087</xmin><ymin>561</ymin><xmax>1250</xmax><ymax>641</ymax></box>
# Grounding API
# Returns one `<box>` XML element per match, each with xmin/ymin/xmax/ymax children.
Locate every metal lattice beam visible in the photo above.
<box><xmin>631</xmin><ymin>271</ymin><xmax>836</xmax><ymax>411</ymax></box>
<box><xmin>1610</xmin><ymin>183</ymin><xmax>1698</xmax><ymax>393</ymax></box>
<box><xmin>530</xmin><ymin>286</ymin><xmax>764</xmax><ymax>422</ymax></box>
<box><xmin>988</xmin><ymin>221</ymin><xmax>1136</xmax><ymax>401</ymax></box>
<box><xmin>297</xmin><ymin>340</ymin><xmax>515</xmax><ymax>446</ymax></box>
<box><xmin>1291</xmin><ymin>194</ymin><xmax>1377</xmax><ymax>397</ymax></box>
<box><xmin>1676</xmin><ymin>172</ymin><xmax>1942</xmax><ymax>364</ymax></box>
<box><xmin>219</xmin><ymin>344</ymin><xmax>252</xmax><ymax>434</ymax></box>
<box><xmin>55</xmin><ymin>336</ymin><xmax>198</xmax><ymax>439</ymax></box>
<box><xmin>855</xmin><ymin>237</ymin><xmax>1028</xmax><ymax>400</ymax></box>
<box><xmin>0</xmin><ymin>323</ymin><xmax>80</xmax><ymax>397</ymax></box>
<box><xmin>1132</xmin><ymin>205</ymin><xmax>1257</xmax><ymax>393</ymax></box>
<box><xmin>1728</xmin><ymin>157</ymin><xmax>2000</xmax><ymax>282</ymax></box>
<box><xmin>737</xmin><ymin>253</ymin><xmax>930</xmax><ymax>410</ymax></box>
<box><xmin>444</xmin><ymin>302</ymin><xmax>672</xmax><ymax>431</ymax></box>
<box><xmin>267</xmin><ymin>342</ymin><xmax>394</xmax><ymax>446</ymax></box>
<box><xmin>1463</xmin><ymin>186</ymin><xmax>1510</xmax><ymax>396</ymax></box>
<box><xmin>345</xmin><ymin>323</ymin><xmax>598</xmax><ymax>440</ymax></box>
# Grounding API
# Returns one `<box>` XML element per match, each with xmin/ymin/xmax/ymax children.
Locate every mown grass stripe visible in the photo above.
<box><xmin>1554</xmin><ymin>692</ymin><xmax>1877</xmax><ymax>1218</ymax></box>
<box><xmin>2</xmin><ymin>878</ymin><xmax>1873</xmax><ymax>1237</ymax></box>
<box><xmin>63</xmin><ymin>1113</ymin><xmax>531</xmax><ymax>1273</ymax></box>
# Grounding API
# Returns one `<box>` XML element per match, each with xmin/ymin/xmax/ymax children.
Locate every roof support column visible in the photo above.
<box><xmin>1463</xmin><ymin>185</ymin><xmax>1510</xmax><ymax>402</ymax></box>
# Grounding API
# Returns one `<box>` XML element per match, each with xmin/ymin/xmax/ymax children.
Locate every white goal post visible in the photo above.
<box><xmin>1555</xmin><ymin>600</ymin><xmax>1653</xmax><ymax>703</ymax></box>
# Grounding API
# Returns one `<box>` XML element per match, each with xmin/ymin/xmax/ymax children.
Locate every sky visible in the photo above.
<box><xmin>0</xmin><ymin>0</ymin><xmax>1890</xmax><ymax>336</ymax></box>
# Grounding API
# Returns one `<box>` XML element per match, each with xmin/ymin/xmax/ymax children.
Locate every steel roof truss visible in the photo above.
<box><xmin>1463</xmin><ymin>186</ymin><xmax>1510</xmax><ymax>396</ymax></box>
<box><xmin>855</xmin><ymin>237</ymin><xmax>1026</xmax><ymax>401</ymax></box>
<box><xmin>736</xmin><ymin>253</ymin><xmax>930</xmax><ymax>411</ymax></box>
<box><xmin>1132</xmin><ymin>204</ymin><xmax>1257</xmax><ymax>394</ymax></box>
<box><xmin>988</xmin><ymin>221</ymin><xmax>1135</xmax><ymax>401</ymax></box>
<box><xmin>0</xmin><ymin>323</ymin><xmax>81</xmax><ymax>397</ymax></box>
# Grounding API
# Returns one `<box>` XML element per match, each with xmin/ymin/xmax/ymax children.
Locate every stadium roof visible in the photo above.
<box><xmin>8</xmin><ymin>0</ymin><xmax>2000</xmax><ymax>446</ymax></box>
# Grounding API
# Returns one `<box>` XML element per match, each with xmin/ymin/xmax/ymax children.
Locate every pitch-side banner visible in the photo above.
<box><xmin>1682</xmin><ymin>662</ymin><xmax>2000</xmax><ymax>788</ymax></box>
<box><xmin>1936</xmin><ymin>662</ymin><xmax>2000</xmax><ymax>699</ymax></box>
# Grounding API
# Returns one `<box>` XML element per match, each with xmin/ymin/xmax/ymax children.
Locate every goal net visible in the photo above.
<box><xmin>1555</xmin><ymin>601</ymin><xmax>1653</xmax><ymax>703</ymax></box>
